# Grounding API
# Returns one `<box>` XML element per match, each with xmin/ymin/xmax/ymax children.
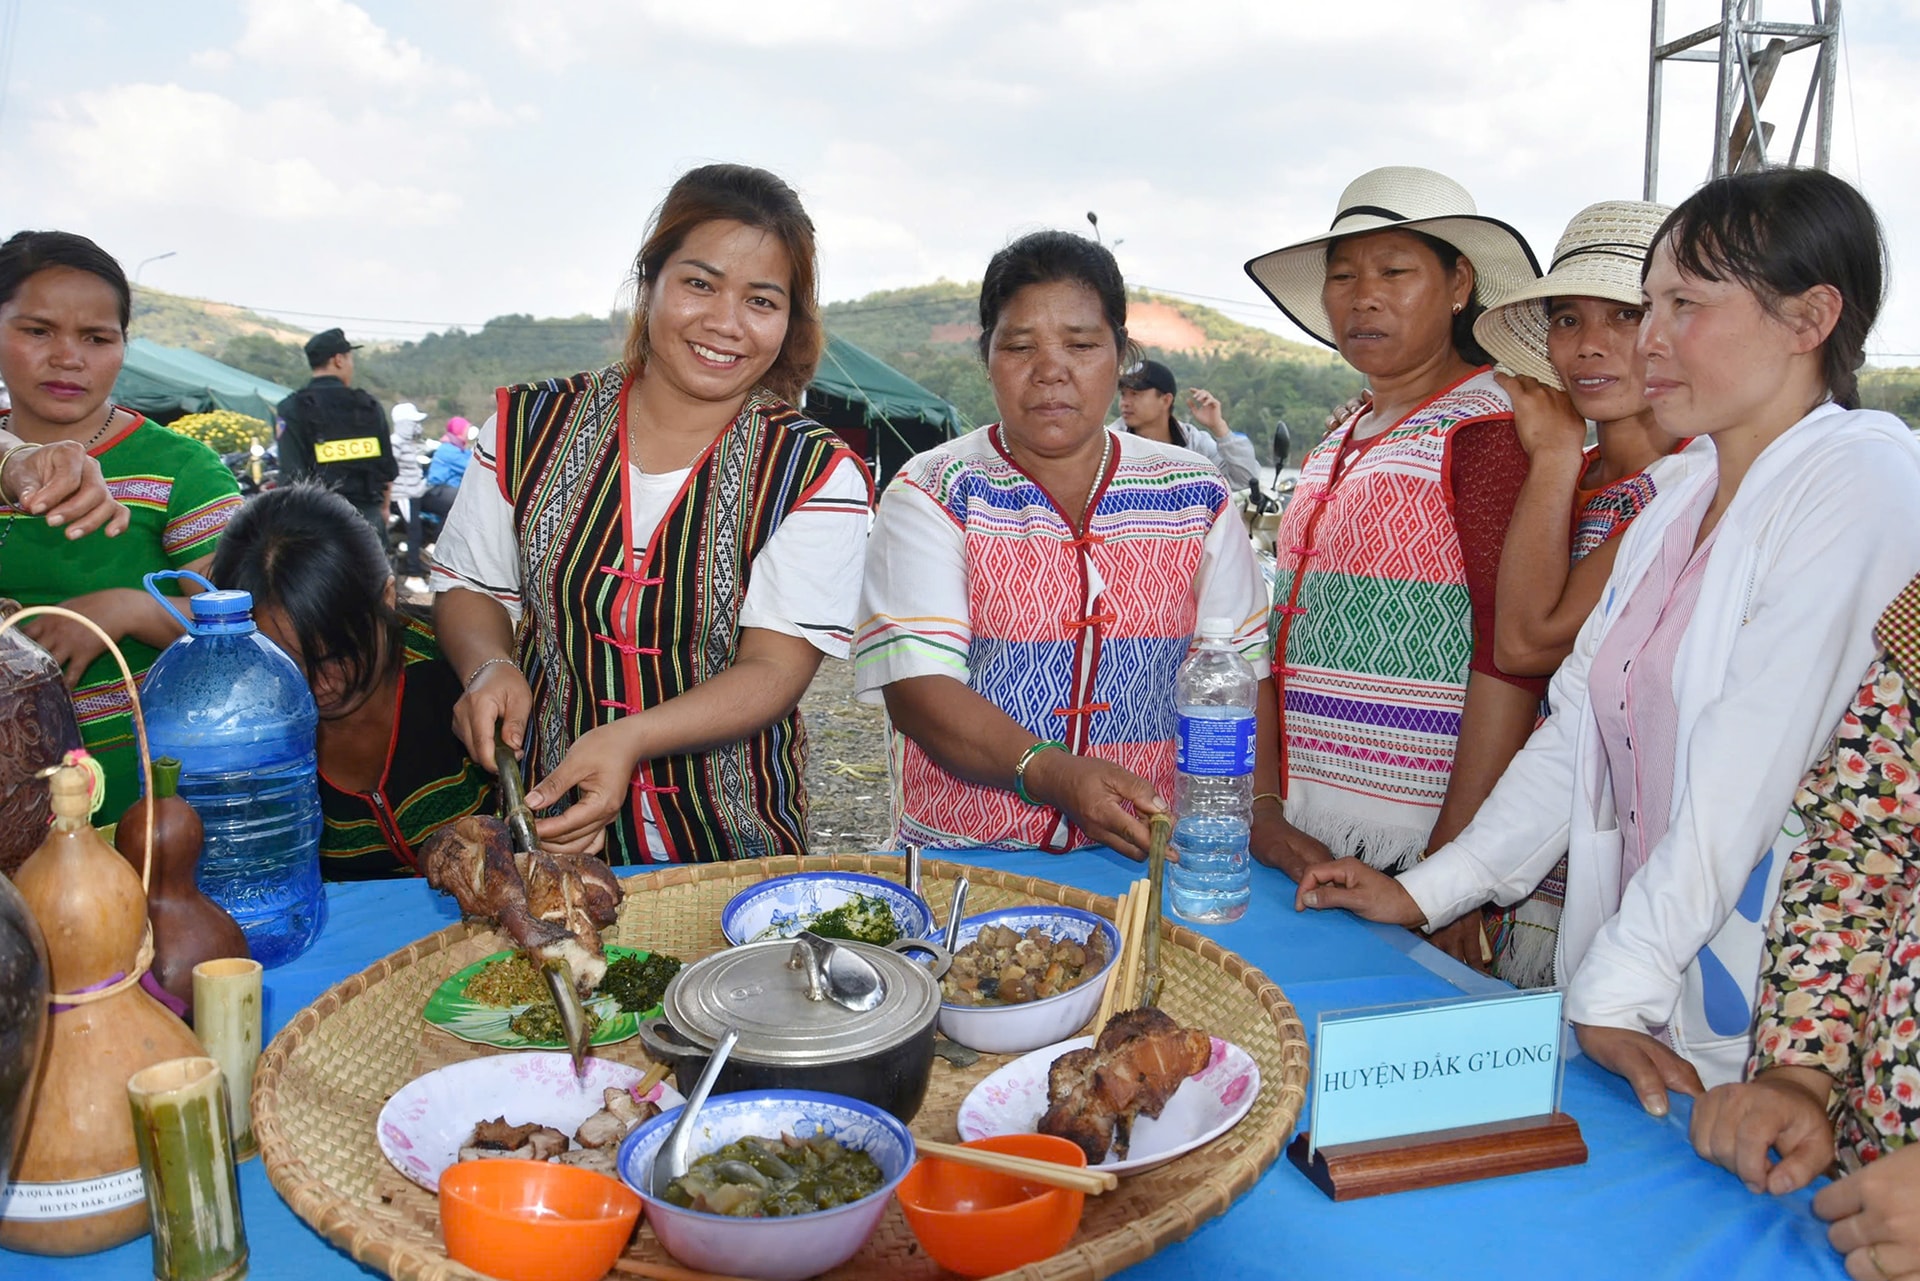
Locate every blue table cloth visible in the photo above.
<box><xmin>10</xmin><ymin>848</ymin><xmax>1847</xmax><ymax>1279</ymax></box>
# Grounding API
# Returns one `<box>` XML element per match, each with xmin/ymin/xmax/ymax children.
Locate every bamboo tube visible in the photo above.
<box><xmin>916</xmin><ymin>1138</ymin><xmax>1117</xmax><ymax>1194</ymax></box>
<box><xmin>190</xmin><ymin>959</ymin><xmax>262</xmax><ymax>1161</ymax></box>
<box><xmin>126</xmin><ymin>1057</ymin><xmax>247</xmax><ymax>1281</ymax></box>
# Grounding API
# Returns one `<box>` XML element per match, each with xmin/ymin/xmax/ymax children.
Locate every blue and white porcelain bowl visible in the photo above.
<box><xmin>615</xmin><ymin>1089</ymin><xmax>916</xmax><ymax>1281</ymax></box>
<box><xmin>937</xmin><ymin>906</ymin><xmax>1122</xmax><ymax>1055</ymax></box>
<box><xmin>720</xmin><ymin>871</ymin><xmax>936</xmax><ymax>947</ymax></box>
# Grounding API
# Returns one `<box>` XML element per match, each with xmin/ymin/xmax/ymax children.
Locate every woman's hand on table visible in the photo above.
<box><xmin>1817</xmin><ymin>1143</ymin><xmax>1920</xmax><ymax>1280</ymax></box>
<box><xmin>452</xmin><ymin>659</ymin><xmax>532</xmax><ymax>773</ymax></box>
<box><xmin>1</xmin><ymin>438</ymin><xmax>130</xmax><ymax>538</ymax></box>
<box><xmin>1293</xmin><ymin>858</ymin><xmax>1425</xmax><ymax>926</ymax></box>
<box><xmin>1022</xmin><ymin>748</ymin><xmax>1165</xmax><ymax>860</ymax></box>
<box><xmin>524</xmin><ymin>719</ymin><xmax>644</xmax><ymax>857</ymax></box>
<box><xmin>1426</xmin><ymin>910</ymin><xmax>1494</xmax><ymax>974</ymax></box>
<box><xmin>1690</xmin><ymin>1067</ymin><xmax>1836</xmax><ymax>1195</ymax></box>
<box><xmin>1250</xmin><ymin>804</ymin><xmax>1332</xmax><ymax>880</ymax></box>
<box><xmin>1574</xmin><ymin>1022</ymin><xmax>1704</xmax><ymax>1117</ymax></box>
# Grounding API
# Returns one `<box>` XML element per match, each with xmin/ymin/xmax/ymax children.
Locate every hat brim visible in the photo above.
<box><xmin>1473</xmin><ymin>262</ymin><xmax>1652</xmax><ymax>390</ymax></box>
<box><xmin>1245</xmin><ymin>213</ymin><xmax>1541</xmax><ymax>350</ymax></box>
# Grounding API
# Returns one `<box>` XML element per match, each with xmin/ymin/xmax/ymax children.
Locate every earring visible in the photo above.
<box><xmin>1451</xmin><ymin>302</ymin><xmax>1464</xmax><ymax>315</ymax></box>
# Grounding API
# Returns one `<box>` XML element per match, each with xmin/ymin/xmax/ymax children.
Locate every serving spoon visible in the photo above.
<box><xmin>651</xmin><ymin>1025</ymin><xmax>741</xmax><ymax>1197</ymax></box>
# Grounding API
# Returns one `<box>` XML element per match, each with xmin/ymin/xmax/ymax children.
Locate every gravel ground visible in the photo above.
<box><xmin>799</xmin><ymin>657</ymin><xmax>895</xmax><ymax>853</ymax></box>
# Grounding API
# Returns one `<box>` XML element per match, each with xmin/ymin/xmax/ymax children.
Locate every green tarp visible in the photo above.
<box><xmin>808</xmin><ymin>333</ymin><xmax>962</xmax><ymax>490</ymax></box>
<box><xmin>112</xmin><ymin>337</ymin><xmax>294</xmax><ymax>425</ymax></box>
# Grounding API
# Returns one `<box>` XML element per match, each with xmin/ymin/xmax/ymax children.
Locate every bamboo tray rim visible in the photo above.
<box><xmin>253</xmin><ymin>852</ymin><xmax>1311</xmax><ymax>1281</ymax></box>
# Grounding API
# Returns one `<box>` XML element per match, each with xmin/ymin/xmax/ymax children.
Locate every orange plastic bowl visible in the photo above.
<box><xmin>439</xmin><ymin>1159</ymin><xmax>641</xmax><ymax>1281</ymax></box>
<box><xmin>895</xmin><ymin>1134</ymin><xmax>1088</xmax><ymax>1277</ymax></box>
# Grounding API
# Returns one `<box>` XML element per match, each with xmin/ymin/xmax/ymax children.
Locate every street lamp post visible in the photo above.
<box><xmin>133</xmin><ymin>251</ymin><xmax>176</xmax><ymax>284</ymax></box>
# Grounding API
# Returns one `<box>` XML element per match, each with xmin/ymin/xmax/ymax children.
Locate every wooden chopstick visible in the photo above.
<box><xmin>611</xmin><ymin>1260</ymin><xmax>758</xmax><ymax>1281</ymax></box>
<box><xmin>1094</xmin><ymin>879</ymin><xmax>1141</xmax><ymax>1030</ymax></box>
<box><xmin>1121</xmin><ymin>876</ymin><xmax>1152</xmax><ymax>1011</ymax></box>
<box><xmin>633</xmin><ymin>1060</ymin><xmax>671</xmax><ymax>1099</ymax></box>
<box><xmin>917</xmin><ymin>1138</ymin><xmax>1118</xmax><ymax>1194</ymax></box>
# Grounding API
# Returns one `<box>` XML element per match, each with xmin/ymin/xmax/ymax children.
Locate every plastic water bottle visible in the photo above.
<box><xmin>139</xmin><ymin>572</ymin><xmax>326</xmax><ymax>967</ymax></box>
<box><xmin>1168</xmin><ymin>617</ymin><xmax>1255</xmax><ymax>923</ymax></box>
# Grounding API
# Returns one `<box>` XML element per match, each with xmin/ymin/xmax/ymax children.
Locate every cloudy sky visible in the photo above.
<box><xmin>5</xmin><ymin>0</ymin><xmax>1918</xmax><ymax>359</ymax></box>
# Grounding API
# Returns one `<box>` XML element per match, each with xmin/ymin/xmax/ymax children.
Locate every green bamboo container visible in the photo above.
<box><xmin>126</xmin><ymin>1056</ymin><xmax>247</xmax><ymax>1281</ymax></box>
<box><xmin>191</xmin><ymin>958</ymin><xmax>262</xmax><ymax>1160</ymax></box>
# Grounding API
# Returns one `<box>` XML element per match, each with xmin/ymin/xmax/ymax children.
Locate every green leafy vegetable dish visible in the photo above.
<box><xmin>663</xmin><ymin>1133</ymin><xmax>884</xmax><ymax>1217</ymax></box>
<box><xmin>753</xmin><ymin>892</ymin><xmax>901</xmax><ymax>946</ymax></box>
<box><xmin>423</xmin><ymin>945</ymin><xmax>681</xmax><ymax>1051</ymax></box>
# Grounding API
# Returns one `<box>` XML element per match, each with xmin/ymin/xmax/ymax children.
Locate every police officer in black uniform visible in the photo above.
<box><xmin>278</xmin><ymin>328</ymin><xmax>396</xmax><ymax>548</ymax></box>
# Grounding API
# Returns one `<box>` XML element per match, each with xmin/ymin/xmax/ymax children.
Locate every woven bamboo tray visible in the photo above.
<box><xmin>255</xmin><ymin>853</ymin><xmax>1310</xmax><ymax>1281</ymax></box>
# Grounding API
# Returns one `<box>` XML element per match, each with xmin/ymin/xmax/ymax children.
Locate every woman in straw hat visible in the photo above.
<box><xmin>1299</xmin><ymin>168</ymin><xmax>1920</xmax><ymax>1107</ymax></box>
<box><xmin>1243</xmin><ymin>165</ymin><xmax>1545</xmax><ymax>962</ymax></box>
<box><xmin>1472</xmin><ymin>199</ymin><xmax>1690</xmax><ymax>989</ymax></box>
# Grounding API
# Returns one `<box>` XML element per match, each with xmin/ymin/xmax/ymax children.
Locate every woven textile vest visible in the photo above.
<box><xmin>1269</xmin><ymin>368</ymin><xmax>1511</xmax><ymax>871</ymax></box>
<box><xmin>897</xmin><ymin>428</ymin><xmax>1227</xmax><ymax>852</ymax></box>
<box><xmin>497</xmin><ymin>367</ymin><xmax>859</xmax><ymax>864</ymax></box>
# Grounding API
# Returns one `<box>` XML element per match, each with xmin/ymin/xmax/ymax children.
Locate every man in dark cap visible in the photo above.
<box><xmin>278</xmin><ymin>328</ymin><xmax>397</xmax><ymax>548</ymax></box>
<box><xmin>1115</xmin><ymin>359</ymin><xmax>1258</xmax><ymax>490</ymax></box>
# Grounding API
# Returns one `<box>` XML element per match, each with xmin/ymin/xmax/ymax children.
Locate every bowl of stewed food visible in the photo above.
<box><xmin>936</xmin><ymin>906</ymin><xmax>1121</xmax><ymax>1054</ymax></box>
<box><xmin>615</xmin><ymin>1089</ymin><xmax>916</xmax><ymax>1281</ymax></box>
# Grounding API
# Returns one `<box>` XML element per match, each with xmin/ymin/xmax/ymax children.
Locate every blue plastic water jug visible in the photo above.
<box><xmin>139</xmin><ymin>571</ymin><xmax>326</xmax><ymax>967</ymax></box>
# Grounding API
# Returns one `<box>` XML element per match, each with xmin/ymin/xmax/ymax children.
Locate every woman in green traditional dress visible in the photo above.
<box><xmin>431</xmin><ymin>165</ymin><xmax>870</xmax><ymax>864</ymax></box>
<box><xmin>0</xmin><ymin>230</ymin><xmax>240</xmax><ymax>821</ymax></box>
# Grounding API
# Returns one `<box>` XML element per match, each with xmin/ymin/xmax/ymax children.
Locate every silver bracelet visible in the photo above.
<box><xmin>0</xmin><ymin>442</ymin><xmax>43</xmax><ymax>504</ymax></box>
<box><xmin>465</xmin><ymin>656</ymin><xmax>517</xmax><ymax>690</ymax></box>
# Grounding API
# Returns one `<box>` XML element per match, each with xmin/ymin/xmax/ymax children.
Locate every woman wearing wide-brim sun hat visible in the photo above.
<box><xmin>1470</xmin><ymin>199</ymin><xmax>1692</xmax><ymax>990</ymax></box>
<box><xmin>1242</xmin><ymin>164</ymin><xmax>1542</xmax><ymax>968</ymax></box>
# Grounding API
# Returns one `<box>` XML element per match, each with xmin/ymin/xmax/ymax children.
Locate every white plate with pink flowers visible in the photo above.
<box><xmin>955</xmin><ymin>1034</ymin><xmax>1261</xmax><ymax>1175</ymax></box>
<box><xmin>377</xmin><ymin>1052</ymin><xmax>684</xmax><ymax>1191</ymax></box>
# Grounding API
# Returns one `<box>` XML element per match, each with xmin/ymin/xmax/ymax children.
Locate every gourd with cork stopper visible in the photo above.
<box><xmin>0</xmin><ymin>759</ymin><xmax>204</xmax><ymax>1256</ymax></box>
<box><xmin>117</xmin><ymin>758</ymin><xmax>249</xmax><ymax>1022</ymax></box>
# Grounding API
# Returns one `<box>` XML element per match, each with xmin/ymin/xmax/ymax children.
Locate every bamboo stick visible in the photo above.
<box><xmin>916</xmin><ymin>1138</ymin><xmax>1118</xmax><ymax>1194</ymax></box>
<box><xmin>191</xmin><ymin>958</ymin><xmax>263</xmax><ymax>1161</ymax></box>
<box><xmin>1094</xmin><ymin>880</ymin><xmax>1140</xmax><ymax>1031</ymax></box>
<box><xmin>1143</xmin><ymin>812</ymin><xmax>1171</xmax><ymax>1009</ymax></box>
<box><xmin>126</xmin><ymin>1056</ymin><xmax>247</xmax><ymax>1281</ymax></box>
<box><xmin>1121</xmin><ymin>876</ymin><xmax>1152</xmax><ymax>1011</ymax></box>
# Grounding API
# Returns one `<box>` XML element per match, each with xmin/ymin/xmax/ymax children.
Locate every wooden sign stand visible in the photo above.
<box><xmin>1288</xmin><ymin>1112</ymin><xmax>1586</xmax><ymax>1201</ymax></box>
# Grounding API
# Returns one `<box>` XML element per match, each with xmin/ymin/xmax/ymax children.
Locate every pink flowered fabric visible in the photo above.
<box><xmin>1751</xmin><ymin>607</ymin><xmax>1920</xmax><ymax>1169</ymax></box>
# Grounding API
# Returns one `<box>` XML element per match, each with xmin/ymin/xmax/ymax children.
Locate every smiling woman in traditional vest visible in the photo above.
<box><xmin>1242</xmin><ymin>166</ymin><xmax>1544</xmax><ymax>963</ymax></box>
<box><xmin>430</xmin><ymin>165</ymin><xmax>870</xmax><ymax>863</ymax></box>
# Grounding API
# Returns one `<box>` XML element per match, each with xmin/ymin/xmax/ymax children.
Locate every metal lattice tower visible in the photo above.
<box><xmin>1643</xmin><ymin>0</ymin><xmax>1842</xmax><ymax>199</ymax></box>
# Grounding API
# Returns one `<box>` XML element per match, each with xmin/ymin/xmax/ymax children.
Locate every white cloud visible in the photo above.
<box><xmin>30</xmin><ymin>84</ymin><xmax>460</xmax><ymax>226</ymax></box>
<box><xmin>228</xmin><ymin>0</ymin><xmax>440</xmax><ymax>89</ymax></box>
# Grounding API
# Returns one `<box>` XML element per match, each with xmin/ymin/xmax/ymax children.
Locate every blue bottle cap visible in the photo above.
<box><xmin>188</xmin><ymin>589</ymin><xmax>255</xmax><ymax>633</ymax></box>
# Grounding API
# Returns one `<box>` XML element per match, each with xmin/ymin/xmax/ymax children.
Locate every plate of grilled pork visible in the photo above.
<box><xmin>955</xmin><ymin>1007</ymin><xmax>1260</xmax><ymax>1175</ymax></box>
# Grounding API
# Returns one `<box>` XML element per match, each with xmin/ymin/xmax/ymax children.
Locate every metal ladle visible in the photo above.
<box><xmin>650</xmin><ymin>1025</ymin><xmax>740</xmax><ymax>1196</ymax></box>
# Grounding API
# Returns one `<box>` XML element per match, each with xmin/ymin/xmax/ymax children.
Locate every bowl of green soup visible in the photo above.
<box><xmin>616</xmin><ymin>1089</ymin><xmax>916</xmax><ymax>1281</ymax></box>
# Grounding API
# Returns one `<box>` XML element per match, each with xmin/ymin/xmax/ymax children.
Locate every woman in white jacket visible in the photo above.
<box><xmin>1295</xmin><ymin>168</ymin><xmax>1920</xmax><ymax>1112</ymax></box>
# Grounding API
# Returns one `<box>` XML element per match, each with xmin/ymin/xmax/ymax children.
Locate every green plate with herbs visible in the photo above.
<box><xmin>421</xmin><ymin>946</ymin><xmax>679</xmax><ymax>1051</ymax></box>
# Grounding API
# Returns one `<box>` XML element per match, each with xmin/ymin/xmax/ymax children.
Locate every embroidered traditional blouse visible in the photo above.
<box><xmin>855</xmin><ymin>426</ymin><xmax>1267</xmax><ymax>852</ymax></box>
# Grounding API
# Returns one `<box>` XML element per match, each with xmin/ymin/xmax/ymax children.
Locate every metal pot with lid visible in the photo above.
<box><xmin>638</xmin><ymin>932</ymin><xmax>949</xmax><ymax>1122</ymax></box>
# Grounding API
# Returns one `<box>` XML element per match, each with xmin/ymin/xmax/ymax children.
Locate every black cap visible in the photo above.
<box><xmin>304</xmin><ymin>328</ymin><xmax>361</xmax><ymax>364</ymax></box>
<box><xmin>1118</xmin><ymin>359</ymin><xmax>1175</xmax><ymax>396</ymax></box>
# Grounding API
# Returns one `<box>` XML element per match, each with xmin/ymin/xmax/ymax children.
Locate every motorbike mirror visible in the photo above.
<box><xmin>1271</xmin><ymin>420</ymin><xmax>1292</xmax><ymax>471</ymax></box>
